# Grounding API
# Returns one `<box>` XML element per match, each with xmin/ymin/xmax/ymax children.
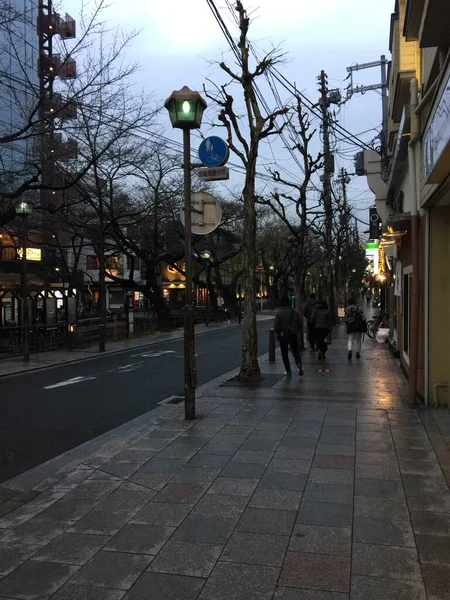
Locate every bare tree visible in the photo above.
<box><xmin>258</xmin><ymin>97</ymin><xmax>323</xmax><ymax>342</ymax></box>
<box><xmin>204</xmin><ymin>1</ymin><xmax>288</xmax><ymax>382</ymax></box>
<box><xmin>0</xmin><ymin>0</ymin><xmax>154</xmax><ymax>220</ymax></box>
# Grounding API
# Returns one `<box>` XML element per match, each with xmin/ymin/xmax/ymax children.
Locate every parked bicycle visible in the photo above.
<box><xmin>366</xmin><ymin>310</ymin><xmax>389</xmax><ymax>339</ymax></box>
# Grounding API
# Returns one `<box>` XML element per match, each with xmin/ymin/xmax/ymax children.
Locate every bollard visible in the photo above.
<box><xmin>269</xmin><ymin>328</ymin><xmax>276</xmax><ymax>362</ymax></box>
<box><xmin>68</xmin><ymin>324</ymin><xmax>75</xmax><ymax>351</ymax></box>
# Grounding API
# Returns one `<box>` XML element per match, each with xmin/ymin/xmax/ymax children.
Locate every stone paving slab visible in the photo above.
<box><xmin>1</xmin><ymin>330</ymin><xmax>450</xmax><ymax>599</ymax></box>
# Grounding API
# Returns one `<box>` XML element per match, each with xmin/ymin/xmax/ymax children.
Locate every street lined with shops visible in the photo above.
<box><xmin>0</xmin><ymin>328</ymin><xmax>450</xmax><ymax>600</ymax></box>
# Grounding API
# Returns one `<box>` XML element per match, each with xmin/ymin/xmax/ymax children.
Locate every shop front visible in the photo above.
<box><xmin>422</xmin><ymin>66</ymin><xmax>450</xmax><ymax>405</ymax></box>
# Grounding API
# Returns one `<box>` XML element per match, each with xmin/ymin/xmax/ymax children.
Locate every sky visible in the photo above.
<box><xmin>63</xmin><ymin>0</ymin><xmax>395</xmax><ymax>228</ymax></box>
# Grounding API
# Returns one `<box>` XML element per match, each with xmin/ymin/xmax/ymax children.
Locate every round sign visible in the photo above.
<box><xmin>198</xmin><ymin>136</ymin><xmax>229</xmax><ymax>167</ymax></box>
<box><xmin>180</xmin><ymin>192</ymin><xmax>222</xmax><ymax>235</ymax></box>
<box><xmin>257</xmin><ymin>264</ymin><xmax>264</xmax><ymax>272</ymax></box>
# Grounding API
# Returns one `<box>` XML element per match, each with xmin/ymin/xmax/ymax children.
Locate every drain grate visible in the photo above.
<box><xmin>0</xmin><ymin>449</ymin><xmax>13</xmax><ymax>467</ymax></box>
<box><xmin>159</xmin><ymin>395</ymin><xmax>185</xmax><ymax>405</ymax></box>
<box><xmin>167</xmin><ymin>396</ymin><xmax>185</xmax><ymax>404</ymax></box>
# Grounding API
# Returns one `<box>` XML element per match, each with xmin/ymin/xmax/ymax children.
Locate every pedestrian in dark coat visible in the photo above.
<box><xmin>311</xmin><ymin>299</ymin><xmax>332</xmax><ymax>360</ymax></box>
<box><xmin>345</xmin><ymin>298</ymin><xmax>366</xmax><ymax>361</ymax></box>
<box><xmin>275</xmin><ymin>296</ymin><xmax>303</xmax><ymax>377</ymax></box>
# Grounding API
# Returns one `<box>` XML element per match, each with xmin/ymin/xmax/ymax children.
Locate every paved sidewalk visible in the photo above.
<box><xmin>0</xmin><ymin>314</ymin><xmax>274</xmax><ymax>378</ymax></box>
<box><xmin>1</xmin><ymin>326</ymin><xmax>450</xmax><ymax>599</ymax></box>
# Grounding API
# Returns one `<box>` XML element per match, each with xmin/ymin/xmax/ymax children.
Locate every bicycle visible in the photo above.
<box><xmin>366</xmin><ymin>310</ymin><xmax>389</xmax><ymax>339</ymax></box>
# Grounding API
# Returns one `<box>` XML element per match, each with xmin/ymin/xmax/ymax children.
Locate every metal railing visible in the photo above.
<box><xmin>0</xmin><ymin>323</ymin><xmax>68</xmax><ymax>355</ymax></box>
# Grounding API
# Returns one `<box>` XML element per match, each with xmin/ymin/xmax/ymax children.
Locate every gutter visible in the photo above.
<box><xmin>407</xmin><ymin>77</ymin><xmax>421</xmax><ymax>406</ymax></box>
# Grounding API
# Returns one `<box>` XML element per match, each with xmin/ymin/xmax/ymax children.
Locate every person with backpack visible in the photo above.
<box><xmin>345</xmin><ymin>298</ymin><xmax>367</xmax><ymax>360</ymax></box>
<box><xmin>310</xmin><ymin>299</ymin><xmax>332</xmax><ymax>360</ymax></box>
<box><xmin>274</xmin><ymin>296</ymin><xmax>303</xmax><ymax>377</ymax></box>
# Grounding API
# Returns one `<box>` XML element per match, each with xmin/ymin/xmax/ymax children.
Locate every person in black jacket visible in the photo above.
<box><xmin>274</xmin><ymin>296</ymin><xmax>303</xmax><ymax>376</ymax></box>
<box><xmin>311</xmin><ymin>299</ymin><xmax>332</xmax><ymax>360</ymax></box>
<box><xmin>344</xmin><ymin>298</ymin><xmax>366</xmax><ymax>360</ymax></box>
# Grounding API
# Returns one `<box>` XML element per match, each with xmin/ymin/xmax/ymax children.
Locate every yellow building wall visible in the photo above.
<box><xmin>428</xmin><ymin>206</ymin><xmax>450</xmax><ymax>405</ymax></box>
<box><xmin>398</xmin><ymin>0</ymin><xmax>421</xmax><ymax>77</ymax></box>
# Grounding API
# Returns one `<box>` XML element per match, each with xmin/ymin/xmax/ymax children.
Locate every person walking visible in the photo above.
<box><xmin>303</xmin><ymin>293</ymin><xmax>317</xmax><ymax>351</ymax></box>
<box><xmin>366</xmin><ymin>291</ymin><xmax>372</xmax><ymax>307</ymax></box>
<box><xmin>311</xmin><ymin>299</ymin><xmax>332</xmax><ymax>360</ymax></box>
<box><xmin>345</xmin><ymin>298</ymin><xmax>367</xmax><ymax>360</ymax></box>
<box><xmin>275</xmin><ymin>296</ymin><xmax>304</xmax><ymax>377</ymax></box>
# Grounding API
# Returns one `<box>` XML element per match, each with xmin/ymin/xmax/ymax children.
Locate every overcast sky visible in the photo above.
<box><xmin>65</xmin><ymin>0</ymin><xmax>395</xmax><ymax>227</ymax></box>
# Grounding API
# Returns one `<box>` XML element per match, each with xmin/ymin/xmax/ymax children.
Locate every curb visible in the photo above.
<box><xmin>1</xmin><ymin>349</ymin><xmax>271</xmax><ymax>492</ymax></box>
<box><xmin>0</xmin><ymin>321</ymin><xmax>248</xmax><ymax>379</ymax></box>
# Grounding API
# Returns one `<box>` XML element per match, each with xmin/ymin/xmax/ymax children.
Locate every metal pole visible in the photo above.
<box><xmin>260</xmin><ymin>272</ymin><xmax>263</xmax><ymax>311</ymax></box>
<box><xmin>238</xmin><ymin>284</ymin><xmax>242</xmax><ymax>324</ymax></box>
<box><xmin>380</xmin><ymin>55</ymin><xmax>389</xmax><ymax>181</ymax></box>
<box><xmin>21</xmin><ymin>214</ymin><xmax>30</xmax><ymax>363</ymax></box>
<box><xmin>319</xmin><ymin>70</ymin><xmax>336</xmax><ymax>322</ymax></box>
<box><xmin>183</xmin><ymin>128</ymin><xmax>196</xmax><ymax>420</ymax></box>
<box><xmin>269</xmin><ymin>328</ymin><xmax>275</xmax><ymax>362</ymax></box>
<box><xmin>98</xmin><ymin>191</ymin><xmax>106</xmax><ymax>352</ymax></box>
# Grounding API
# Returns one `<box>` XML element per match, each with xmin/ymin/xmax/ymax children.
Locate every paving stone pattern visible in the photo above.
<box><xmin>0</xmin><ymin>330</ymin><xmax>450</xmax><ymax>599</ymax></box>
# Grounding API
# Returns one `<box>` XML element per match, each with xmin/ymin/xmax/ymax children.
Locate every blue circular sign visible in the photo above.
<box><xmin>198</xmin><ymin>136</ymin><xmax>229</xmax><ymax>167</ymax></box>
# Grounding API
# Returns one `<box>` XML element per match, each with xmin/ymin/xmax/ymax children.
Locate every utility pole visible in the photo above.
<box><xmin>346</xmin><ymin>55</ymin><xmax>389</xmax><ymax>180</ymax></box>
<box><xmin>337</xmin><ymin>168</ymin><xmax>351</xmax><ymax>305</ymax></box>
<box><xmin>318</xmin><ymin>70</ymin><xmax>336</xmax><ymax>322</ymax></box>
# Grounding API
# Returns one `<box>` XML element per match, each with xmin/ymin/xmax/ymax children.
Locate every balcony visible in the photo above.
<box><xmin>59</xmin><ymin>14</ymin><xmax>76</xmax><ymax>39</ymax></box>
<box><xmin>37</xmin><ymin>12</ymin><xmax>76</xmax><ymax>39</ymax></box>
<box><xmin>39</xmin><ymin>55</ymin><xmax>77</xmax><ymax>79</ymax></box>
<box><xmin>37</xmin><ymin>13</ymin><xmax>60</xmax><ymax>35</ymax></box>
<box><xmin>34</xmin><ymin>134</ymin><xmax>78</xmax><ymax>160</ymax></box>
<box><xmin>387</xmin><ymin>105</ymin><xmax>411</xmax><ymax>200</ymax></box>
<box><xmin>391</xmin><ymin>69</ymin><xmax>416</xmax><ymax>123</ymax></box>
<box><xmin>404</xmin><ymin>0</ymin><xmax>450</xmax><ymax>47</ymax></box>
<box><xmin>43</xmin><ymin>94</ymin><xmax>77</xmax><ymax>120</ymax></box>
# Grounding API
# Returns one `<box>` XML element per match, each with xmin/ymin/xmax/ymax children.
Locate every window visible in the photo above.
<box><xmin>106</xmin><ymin>256</ymin><xmax>120</xmax><ymax>270</ymax></box>
<box><xmin>86</xmin><ymin>255</ymin><xmax>99</xmax><ymax>270</ymax></box>
<box><xmin>126</xmin><ymin>255</ymin><xmax>140</xmax><ymax>270</ymax></box>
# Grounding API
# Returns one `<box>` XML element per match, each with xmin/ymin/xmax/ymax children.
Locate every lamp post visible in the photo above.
<box><xmin>15</xmin><ymin>200</ymin><xmax>34</xmax><ymax>363</ymax></box>
<box><xmin>269</xmin><ymin>265</ymin><xmax>274</xmax><ymax>309</ymax></box>
<box><xmin>164</xmin><ymin>86</ymin><xmax>207</xmax><ymax>421</ymax></box>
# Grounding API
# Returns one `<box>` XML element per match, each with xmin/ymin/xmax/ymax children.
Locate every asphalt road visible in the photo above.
<box><xmin>0</xmin><ymin>320</ymin><xmax>273</xmax><ymax>484</ymax></box>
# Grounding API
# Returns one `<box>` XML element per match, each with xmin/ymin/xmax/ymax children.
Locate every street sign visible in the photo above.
<box><xmin>198</xmin><ymin>166</ymin><xmax>229</xmax><ymax>181</ymax></box>
<box><xmin>180</xmin><ymin>192</ymin><xmax>222</xmax><ymax>235</ymax></box>
<box><xmin>198</xmin><ymin>136</ymin><xmax>229</xmax><ymax>167</ymax></box>
<box><xmin>256</xmin><ymin>264</ymin><xmax>264</xmax><ymax>272</ymax></box>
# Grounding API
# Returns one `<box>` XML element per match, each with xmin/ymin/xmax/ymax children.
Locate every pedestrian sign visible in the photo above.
<box><xmin>198</xmin><ymin>136</ymin><xmax>229</xmax><ymax>167</ymax></box>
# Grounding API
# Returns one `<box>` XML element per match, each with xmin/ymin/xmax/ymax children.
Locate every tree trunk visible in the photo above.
<box><xmin>238</xmin><ymin>162</ymin><xmax>261</xmax><ymax>382</ymax></box>
<box><xmin>293</xmin><ymin>273</ymin><xmax>305</xmax><ymax>350</ymax></box>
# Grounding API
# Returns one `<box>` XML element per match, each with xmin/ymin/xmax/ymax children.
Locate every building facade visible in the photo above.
<box><xmin>0</xmin><ymin>0</ymin><xmax>39</xmax><ymax>184</ymax></box>
<box><xmin>359</xmin><ymin>0</ymin><xmax>450</xmax><ymax>406</ymax></box>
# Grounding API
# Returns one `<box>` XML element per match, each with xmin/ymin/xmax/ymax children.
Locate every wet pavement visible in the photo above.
<box><xmin>0</xmin><ymin>324</ymin><xmax>449</xmax><ymax>600</ymax></box>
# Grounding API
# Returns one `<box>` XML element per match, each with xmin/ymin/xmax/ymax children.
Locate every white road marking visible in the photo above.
<box><xmin>131</xmin><ymin>350</ymin><xmax>176</xmax><ymax>358</ymax></box>
<box><xmin>44</xmin><ymin>376</ymin><xmax>96</xmax><ymax>389</ymax></box>
<box><xmin>117</xmin><ymin>363</ymin><xmax>143</xmax><ymax>373</ymax></box>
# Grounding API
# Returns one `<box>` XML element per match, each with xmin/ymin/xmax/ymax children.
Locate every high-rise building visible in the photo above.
<box><xmin>0</xmin><ymin>0</ymin><xmax>39</xmax><ymax>188</ymax></box>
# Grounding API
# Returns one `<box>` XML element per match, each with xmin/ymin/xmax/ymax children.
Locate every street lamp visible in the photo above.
<box><xmin>14</xmin><ymin>200</ymin><xmax>34</xmax><ymax>363</ymax></box>
<box><xmin>164</xmin><ymin>86</ymin><xmax>207</xmax><ymax>421</ymax></box>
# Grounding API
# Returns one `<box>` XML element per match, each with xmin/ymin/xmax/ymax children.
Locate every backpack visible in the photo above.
<box><xmin>278</xmin><ymin>309</ymin><xmax>294</xmax><ymax>340</ymax></box>
<box><xmin>347</xmin><ymin>307</ymin><xmax>366</xmax><ymax>333</ymax></box>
